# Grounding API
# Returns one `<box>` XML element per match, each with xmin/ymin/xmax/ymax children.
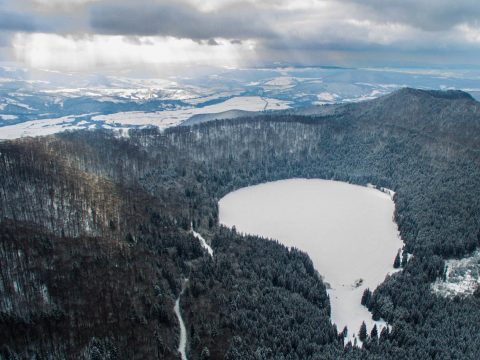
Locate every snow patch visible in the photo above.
<box><xmin>0</xmin><ymin>114</ymin><xmax>94</xmax><ymax>140</ymax></box>
<box><xmin>0</xmin><ymin>114</ymin><xmax>18</xmax><ymax>121</ymax></box>
<box><xmin>191</xmin><ymin>226</ymin><xmax>213</xmax><ymax>257</ymax></box>
<box><xmin>317</xmin><ymin>92</ymin><xmax>339</xmax><ymax>102</ymax></box>
<box><xmin>264</xmin><ymin>77</ymin><xmax>296</xmax><ymax>89</ymax></box>
<box><xmin>92</xmin><ymin>96</ymin><xmax>291</xmax><ymax>128</ymax></box>
<box><xmin>431</xmin><ymin>250</ymin><xmax>480</xmax><ymax>297</ymax></box>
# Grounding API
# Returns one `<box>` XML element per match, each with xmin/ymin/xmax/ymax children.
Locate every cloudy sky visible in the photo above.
<box><xmin>1</xmin><ymin>0</ymin><xmax>480</xmax><ymax>74</ymax></box>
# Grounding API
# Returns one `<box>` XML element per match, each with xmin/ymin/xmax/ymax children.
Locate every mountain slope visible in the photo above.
<box><xmin>351</xmin><ymin>88</ymin><xmax>480</xmax><ymax>149</ymax></box>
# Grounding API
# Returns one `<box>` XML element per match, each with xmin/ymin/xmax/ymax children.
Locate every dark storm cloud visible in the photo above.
<box><xmin>89</xmin><ymin>0</ymin><xmax>275</xmax><ymax>40</ymax></box>
<box><xmin>87</xmin><ymin>0</ymin><xmax>480</xmax><ymax>40</ymax></box>
<box><xmin>1</xmin><ymin>0</ymin><xmax>480</xmax><ymax>40</ymax></box>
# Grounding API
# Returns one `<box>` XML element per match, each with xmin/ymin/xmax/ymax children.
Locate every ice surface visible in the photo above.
<box><xmin>219</xmin><ymin>179</ymin><xmax>404</xmax><ymax>342</ymax></box>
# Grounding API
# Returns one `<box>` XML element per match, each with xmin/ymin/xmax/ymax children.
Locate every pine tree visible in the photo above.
<box><xmin>379</xmin><ymin>326</ymin><xmax>389</xmax><ymax>342</ymax></box>
<box><xmin>401</xmin><ymin>250</ymin><xmax>408</xmax><ymax>267</ymax></box>
<box><xmin>359</xmin><ymin>321</ymin><xmax>368</xmax><ymax>342</ymax></box>
<box><xmin>393</xmin><ymin>252</ymin><xmax>401</xmax><ymax>268</ymax></box>
<box><xmin>361</xmin><ymin>288</ymin><xmax>372</xmax><ymax>307</ymax></box>
<box><xmin>370</xmin><ymin>324</ymin><xmax>378</xmax><ymax>339</ymax></box>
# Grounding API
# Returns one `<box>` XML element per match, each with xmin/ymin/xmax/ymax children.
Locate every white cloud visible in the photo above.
<box><xmin>12</xmin><ymin>33</ymin><xmax>257</xmax><ymax>72</ymax></box>
<box><xmin>457</xmin><ymin>24</ymin><xmax>480</xmax><ymax>43</ymax></box>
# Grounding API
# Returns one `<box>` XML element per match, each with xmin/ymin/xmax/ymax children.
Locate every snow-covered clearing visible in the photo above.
<box><xmin>219</xmin><ymin>179</ymin><xmax>404</xmax><ymax>342</ymax></box>
<box><xmin>431</xmin><ymin>250</ymin><xmax>480</xmax><ymax>297</ymax></box>
<box><xmin>0</xmin><ymin>115</ymin><xmax>92</xmax><ymax>140</ymax></box>
<box><xmin>317</xmin><ymin>92</ymin><xmax>339</xmax><ymax>102</ymax></box>
<box><xmin>0</xmin><ymin>96</ymin><xmax>291</xmax><ymax>140</ymax></box>
<box><xmin>264</xmin><ymin>77</ymin><xmax>297</xmax><ymax>89</ymax></box>
<box><xmin>0</xmin><ymin>114</ymin><xmax>18</xmax><ymax>121</ymax></box>
<box><xmin>92</xmin><ymin>96</ymin><xmax>291</xmax><ymax>127</ymax></box>
<box><xmin>174</xmin><ymin>279</ymin><xmax>189</xmax><ymax>360</ymax></box>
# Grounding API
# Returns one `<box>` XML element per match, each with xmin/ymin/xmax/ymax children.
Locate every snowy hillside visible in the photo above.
<box><xmin>1</xmin><ymin>65</ymin><xmax>480</xmax><ymax>140</ymax></box>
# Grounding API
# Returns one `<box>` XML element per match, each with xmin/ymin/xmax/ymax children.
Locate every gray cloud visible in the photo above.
<box><xmin>346</xmin><ymin>0</ymin><xmax>480</xmax><ymax>31</ymax></box>
<box><xmin>1</xmin><ymin>0</ymin><xmax>480</xmax><ymax>68</ymax></box>
<box><xmin>89</xmin><ymin>0</ymin><xmax>275</xmax><ymax>40</ymax></box>
<box><xmin>207</xmin><ymin>38</ymin><xmax>220</xmax><ymax>46</ymax></box>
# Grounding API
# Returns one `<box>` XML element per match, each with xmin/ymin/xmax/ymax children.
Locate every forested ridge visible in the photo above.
<box><xmin>1</xmin><ymin>88</ymin><xmax>480</xmax><ymax>359</ymax></box>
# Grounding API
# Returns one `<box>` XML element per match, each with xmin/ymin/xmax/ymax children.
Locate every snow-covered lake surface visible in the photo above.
<box><xmin>219</xmin><ymin>179</ymin><xmax>404</xmax><ymax>341</ymax></box>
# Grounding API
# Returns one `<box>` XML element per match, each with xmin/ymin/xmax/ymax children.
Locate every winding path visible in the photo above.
<box><xmin>174</xmin><ymin>280</ymin><xmax>188</xmax><ymax>360</ymax></box>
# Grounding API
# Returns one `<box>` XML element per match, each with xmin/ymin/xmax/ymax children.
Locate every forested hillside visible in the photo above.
<box><xmin>1</xmin><ymin>88</ymin><xmax>480</xmax><ymax>359</ymax></box>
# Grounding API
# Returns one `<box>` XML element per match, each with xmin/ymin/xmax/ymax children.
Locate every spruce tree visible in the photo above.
<box><xmin>359</xmin><ymin>321</ymin><xmax>368</xmax><ymax>342</ymax></box>
<box><xmin>361</xmin><ymin>288</ymin><xmax>372</xmax><ymax>307</ymax></box>
<box><xmin>379</xmin><ymin>326</ymin><xmax>389</xmax><ymax>342</ymax></box>
<box><xmin>401</xmin><ymin>250</ymin><xmax>408</xmax><ymax>267</ymax></box>
<box><xmin>393</xmin><ymin>252</ymin><xmax>401</xmax><ymax>268</ymax></box>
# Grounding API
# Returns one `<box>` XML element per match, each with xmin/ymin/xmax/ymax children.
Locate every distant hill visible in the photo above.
<box><xmin>351</xmin><ymin>88</ymin><xmax>480</xmax><ymax>149</ymax></box>
<box><xmin>2</xmin><ymin>65</ymin><xmax>480</xmax><ymax>139</ymax></box>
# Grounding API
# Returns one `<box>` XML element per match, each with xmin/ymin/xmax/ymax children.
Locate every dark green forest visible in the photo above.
<box><xmin>1</xmin><ymin>88</ymin><xmax>480</xmax><ymax>359</ymax></box>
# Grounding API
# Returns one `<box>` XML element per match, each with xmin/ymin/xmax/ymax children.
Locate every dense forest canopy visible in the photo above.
<box><xmin>1</xmin><ymin>88</ymin><xmax>480</xmax><ymax>359</ymax></box>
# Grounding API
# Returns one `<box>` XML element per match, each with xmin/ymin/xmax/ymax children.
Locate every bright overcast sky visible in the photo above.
<box><xmin>1</xmin><ymin>0</ymin><xmax>480</xmax><ymax>74</ymax></box>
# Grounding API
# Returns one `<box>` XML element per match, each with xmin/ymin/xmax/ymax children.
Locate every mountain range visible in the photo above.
<box><xmin>1</xmin><ymin>65</ymin><xmax>480</xmax><ymax>139</ymax></box>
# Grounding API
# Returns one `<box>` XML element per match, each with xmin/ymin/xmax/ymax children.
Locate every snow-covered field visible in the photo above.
<box><xmin>219</xmin><ymin>179</ymin><xmax>404</xmax><ymax>342</ymax></box>
<box><xmin>92</xmin><ymin>96</ymin><xmax>291</xmax><ymax>127</ymax></box>
<box><xmin>431</xmin><ymin>250</ymin><xmax>480</xmax><ymax>297</ymax></box>
<box><xmin>0</xmin><ymin>114</ymin><xmax>18</xmax><ymax>121</ymax></box>
<box><xmin>0</xmin><ymin>96</ymin><xmax>291</xmax><ymax>140</ymax></box>
<box><xmin>0</xmin><ymin>115</ymin><xmax>91</xmax><ymax>140</ymax></box>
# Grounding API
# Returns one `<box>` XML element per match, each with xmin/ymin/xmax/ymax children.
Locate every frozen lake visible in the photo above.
<box><xmin>219</xmin><ymin>179</ymin><xmax>404</xmax><ymax>341</ymax></box>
